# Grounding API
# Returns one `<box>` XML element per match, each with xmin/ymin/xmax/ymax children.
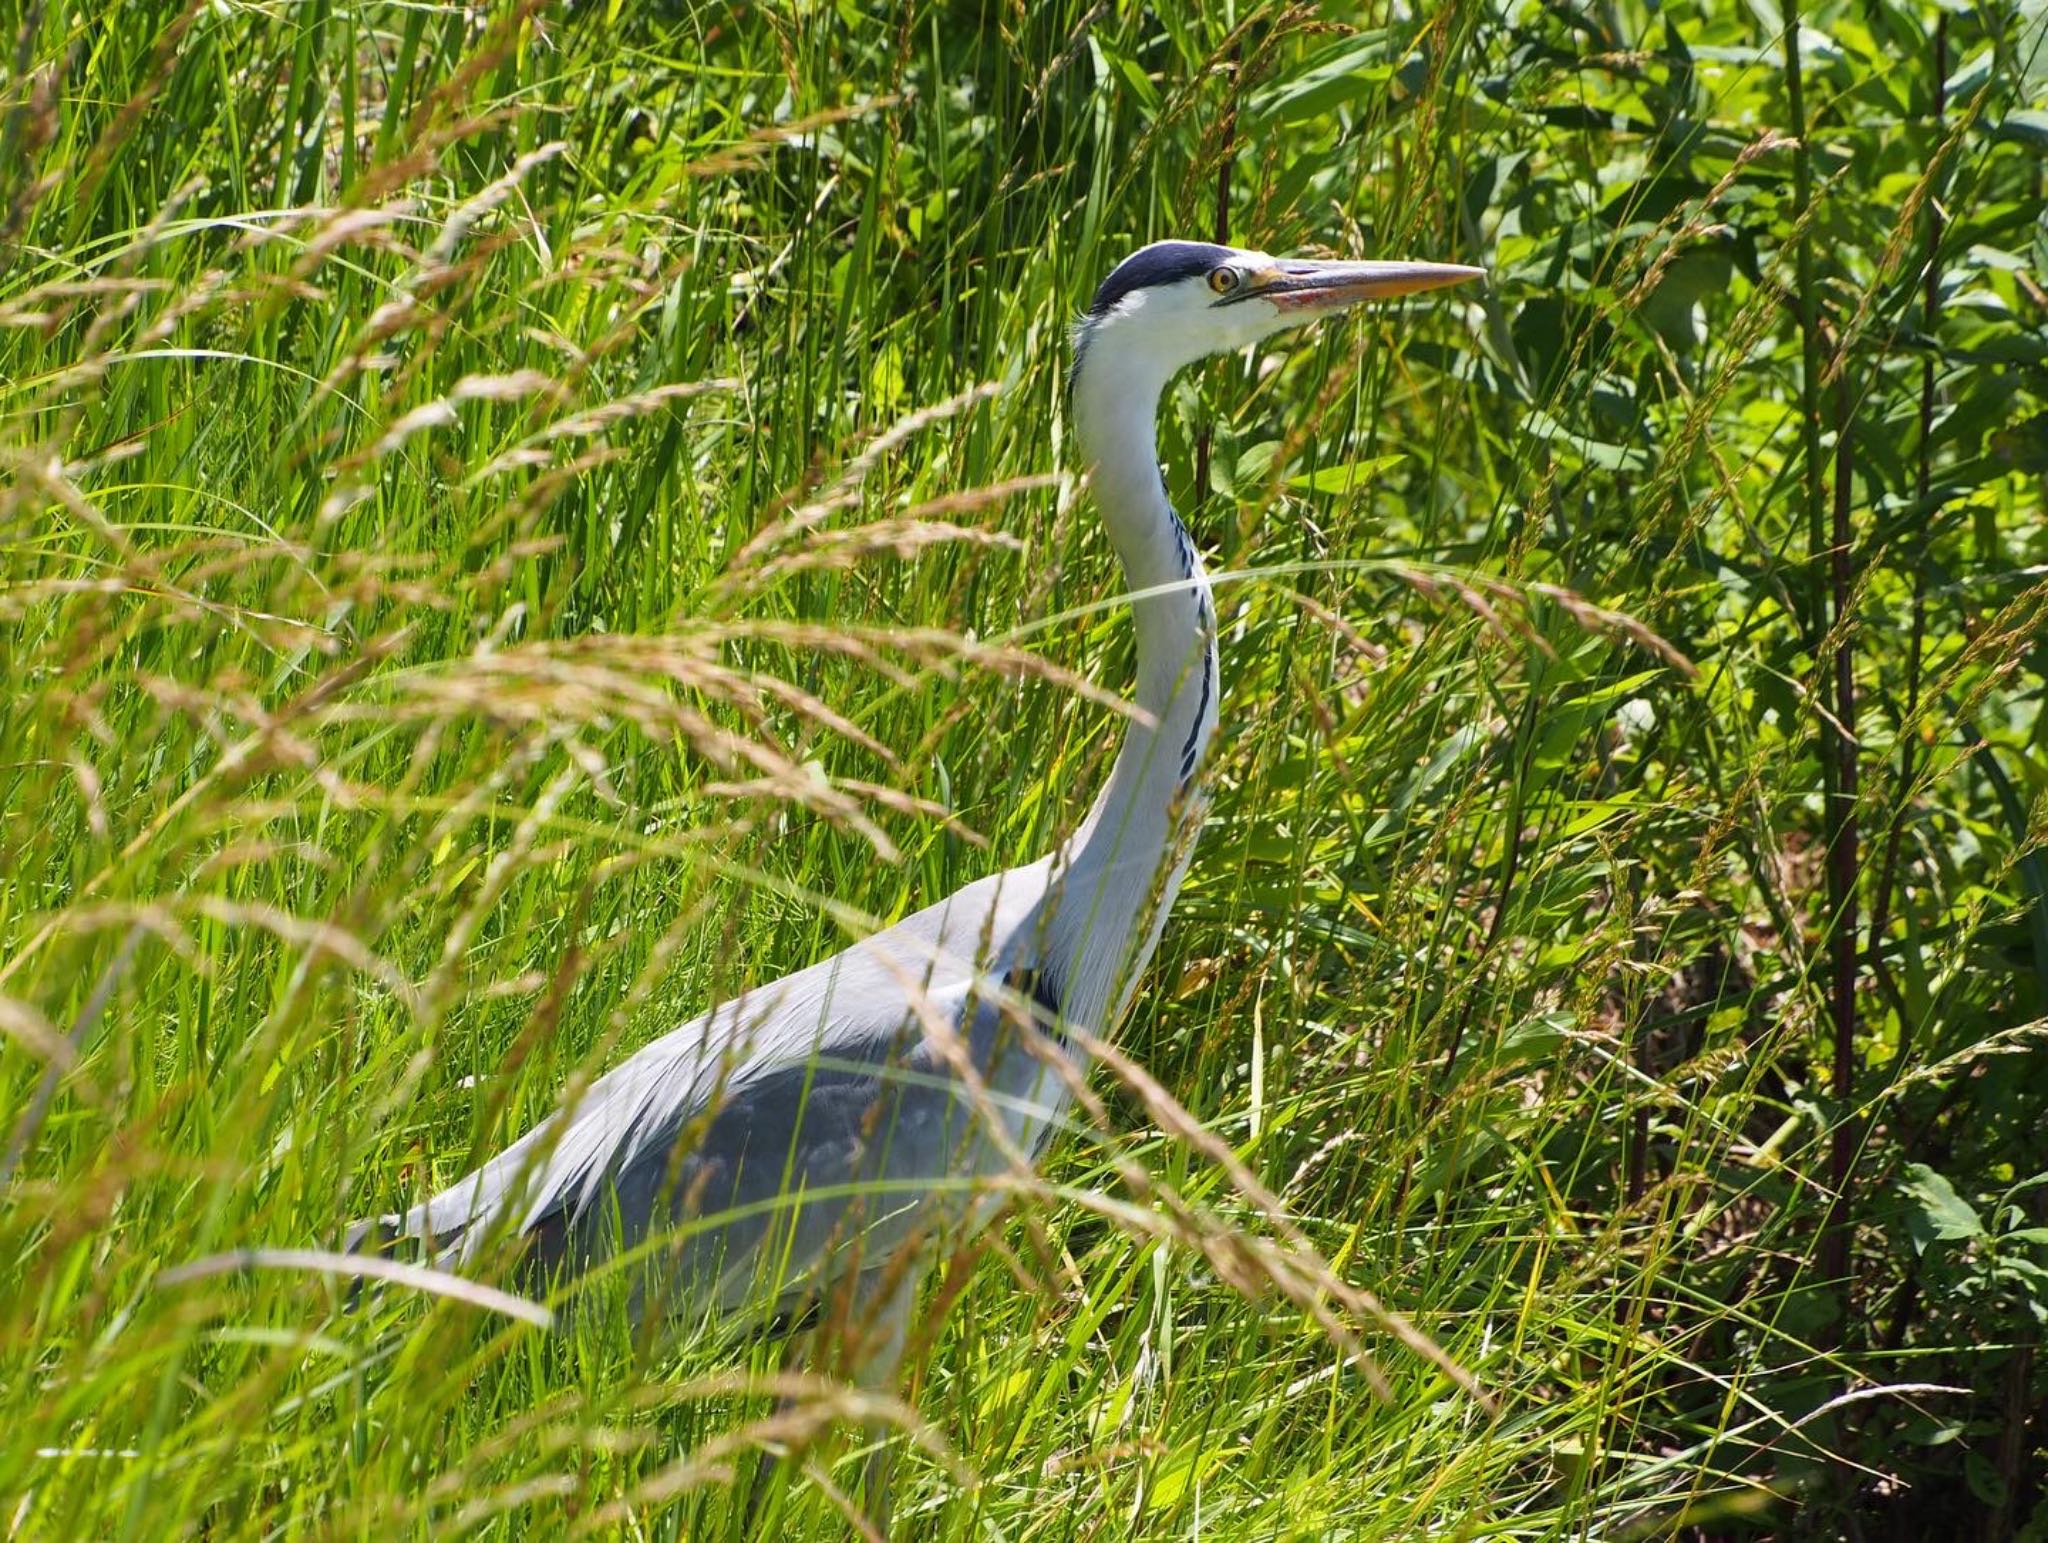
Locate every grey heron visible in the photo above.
<box><xmin>356</xmin><ymin>241</ymin><xmax>1480</xmax><ymax>1417</ymax></box>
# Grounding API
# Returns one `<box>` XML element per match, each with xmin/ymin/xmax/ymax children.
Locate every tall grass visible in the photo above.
<box><xmin>4</xmin><ymin>2</ymin><xmax>2045</xmax><ymax>1538</ymax></box>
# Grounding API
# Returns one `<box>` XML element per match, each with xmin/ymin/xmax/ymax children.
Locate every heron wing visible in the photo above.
<box><xmin>585</xmin><ymin>972</ymin><xmax>1072</xmax><ymax>1318</ymax></box>
<box><xmin>394</xmin><ymin>860</ymin><xmax>1063</xmax><ymax>1308</ymax></box>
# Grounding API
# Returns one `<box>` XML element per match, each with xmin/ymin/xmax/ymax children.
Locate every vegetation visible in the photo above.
<box><xmin>3</xmin><ymin>0</ymin><xmax>2046</xmax><ymax>1536</ymax></box>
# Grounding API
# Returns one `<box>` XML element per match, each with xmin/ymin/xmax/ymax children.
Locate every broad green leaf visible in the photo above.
<box><xmin>1247</xmin><ymin>32</ymin><xmax>1395</xmax><ymax>126</ymax></box>
<box><xmin>1284</xmin><ymin>454</ymin><xmax>1405</xmax><ymax>495</ymax></box>
<box><xmin>1521</xmin><ymin>407</ymin><xmax>1654</xmax><ymax>472</ymax></box>
<box><xmin>1995</xmin><ymin>110</ymin><xmax>2048</xmax><ymax>151</ymax></box>
<box><xmin>1902</xmin><ymin>1164</ymin><xmax>1985</xmax><ymax>1252</ymax></box>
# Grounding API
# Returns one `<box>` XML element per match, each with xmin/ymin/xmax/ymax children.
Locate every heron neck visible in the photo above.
<box><xmin>1045</xmin><ymin>337</ymin><xmax>1220</xmax><ymax>1029</ymax></box>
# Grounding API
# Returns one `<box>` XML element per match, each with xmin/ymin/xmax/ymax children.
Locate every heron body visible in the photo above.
<box><xmin>363</xmin><ymin>241</ymin><xmax>1480</xmax><ymax>1381</ymax></box>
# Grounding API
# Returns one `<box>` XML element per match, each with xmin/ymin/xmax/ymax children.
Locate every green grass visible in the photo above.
<box><xmin>4</xmin><ymin>1</ymin><xmax>2047</xmax><ymax>1538</ymax></box>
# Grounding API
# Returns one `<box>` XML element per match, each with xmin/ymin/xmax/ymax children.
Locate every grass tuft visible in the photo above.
<box><xmin>4</xmin><ymin>2</ymin><xmax>2046</xmax><ymax>1538</ymax></box>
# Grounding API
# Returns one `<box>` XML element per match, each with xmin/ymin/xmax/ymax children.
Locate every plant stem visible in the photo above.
<box><xmin>1192</xmin><ymin>38</ymin><xmax>1241</xmax><ymax>513</ymax></box>
<box><xmin>1866</xmin><ymin>14</ymin><xmax>1946</xmax><ymax>1062</ymax></box>
<box><xmin>1821</xmin><ymin>358</ymin><xmax>1860</xmax><ymax>1341</ymax></box>
<box><xmin>1780</xmin><ymin>0</ymin><xmax>1859</xmax><ymax>1347</ymax></box>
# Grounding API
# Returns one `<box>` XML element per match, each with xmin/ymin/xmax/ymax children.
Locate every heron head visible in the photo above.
<box><xmin>1077</xmin><ymin>240</ymin><xmax>1483</xmax><ymax>377</ymax></box>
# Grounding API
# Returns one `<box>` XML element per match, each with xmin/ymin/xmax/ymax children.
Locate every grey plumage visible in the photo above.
<box><xmin>378</xmin><ymin>862</ymin><xmax>1071</xmax><ymax>1331</ymax></box>
<box><xmin>354</xmin><ymin>241</ymin><xmax>1482</xmax><ymax>1386</ymax></box>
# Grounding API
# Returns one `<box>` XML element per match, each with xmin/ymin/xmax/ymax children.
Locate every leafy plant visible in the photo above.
<box><xmin>2</xmin><ymin>0</ymin><xmax>2044</xmax><ymax>1537</ymax></box>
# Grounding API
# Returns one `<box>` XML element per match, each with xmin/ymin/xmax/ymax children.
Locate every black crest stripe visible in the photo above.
<box><xmin>1087</xmin><ymin>241</ymin><xmax>1234</xmax><ymax>318</ymax></box>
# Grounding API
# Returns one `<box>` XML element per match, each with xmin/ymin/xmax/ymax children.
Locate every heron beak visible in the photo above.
<box><xmin>1231</xmin><ymin>259</ymin><xmax>1485</xmax><ymax>313</ymax></box>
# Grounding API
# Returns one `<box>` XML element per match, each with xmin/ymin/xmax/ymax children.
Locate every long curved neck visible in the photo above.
<box><xmin>1042</xmin><ymin>335</ymin><xmax>1220</xmax><ymax>1030</ymax></box>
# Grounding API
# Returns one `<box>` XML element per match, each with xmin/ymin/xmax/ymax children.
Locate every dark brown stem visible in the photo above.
<box><xmin>1990</xmin><ymin>1336</ymin><xmax>2036</xmax><ymax>1541</ymax></box>
<box><xmin>1191</xmin><ymin>40</ymin><xmax>1240</xmax><ymax>513</ymax></box>
<box><xmin>1211</xmin><ymin>74</ymin><xmax>1235</xmax><ymax>245</ymax></box>
<box><xmin>1783</xmin><ymin>0</ymin><xmax>1825</xmax><ymax>647</ymax></box>
<box><xmin>1819</xmin><ymin>362</ymin><xmax>1861</xmax><ymax>1342</ymax></box>
<box><xmin>1864</xmin><ymin>14</ymin><xmax>1946</xmax><ymax>1066</ymax></box>
<box><xmin>1782</xmin><ymin>0</ymin><xmax>1855</xmax><ymax>1347</ymax></box>
<box><xmin>1626</xmin><ymin>867</ymin><xmax>1651</xmax><ymax>1207</ymax></box>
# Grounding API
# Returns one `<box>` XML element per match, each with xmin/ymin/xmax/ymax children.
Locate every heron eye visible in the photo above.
<box><xmin>1208</xmin><ymin>267</ymin><xmax>1241</xmax><ymax>295</ymax></box>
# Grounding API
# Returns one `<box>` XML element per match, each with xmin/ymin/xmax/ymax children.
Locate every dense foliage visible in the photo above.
<box><xmin>3</xmin><ymin>1</ymin><xmax>2045</xmax><ymax>1537</ymax></box>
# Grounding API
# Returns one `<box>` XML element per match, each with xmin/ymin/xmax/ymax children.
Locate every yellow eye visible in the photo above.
<box><xmin>1208</xmin><ymin>267</ymin><xmax>1241</xmax><ymax>295</ymax></box>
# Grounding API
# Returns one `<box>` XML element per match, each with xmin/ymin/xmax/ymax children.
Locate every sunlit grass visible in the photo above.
<box><xmin>4</xmin><ymin>1</ymin><xmax>2044</xmax><ymax>1538</ymax></box>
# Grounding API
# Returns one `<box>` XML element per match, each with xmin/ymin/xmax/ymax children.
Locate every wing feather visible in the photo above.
<box><xmin>388</xmin><ymin>860</ymin><xmax>1056</xmax><ymax>1289</ymax></box>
